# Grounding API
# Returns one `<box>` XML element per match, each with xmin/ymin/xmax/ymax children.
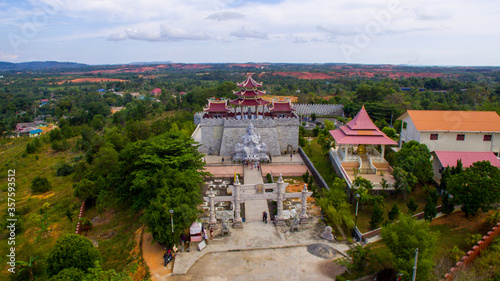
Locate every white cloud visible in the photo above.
<box><xmin>413</xmin><ymin>8</ymin><xmax>451</xmax><ymax>21</ymax></box>
<box><xmin>206</xmin><ymin>11</ymin><xmax>244</xmax><ymax>21</ymax></box>
<box><xmin>0</xmin><ymin>51</ymin><xmax>19</xmax><ymax>61</ymax></box>
<box><xmin>108</xmin><ymin>24</ymin><xmax>212</xmax><ymax>42</ymax></box>
<box><xmin>230</xmin><ymin>26</ymin><xmax>268</xmax><ymax>39</ymax></box>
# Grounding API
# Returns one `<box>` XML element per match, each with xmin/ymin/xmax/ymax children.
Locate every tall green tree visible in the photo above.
<box><xmin>381</xmin><ymin>215</ymin><xmax>437</xmax><ymax>281</ymax></box>
<box><xmin>395</xmin><ymin>141</ymin><xmax>433</xmax><ymax>182</ymax></box>
<box><xmin>143</xmin><ymin>168</ymin><xmax>202</xmax><ymax>246</ymax></box>
<box><xmin>392</xmin><ymin>166</ymin><xmax>417</xmax><ymax>200</ymax></box>
<box><xmin>370</xmin><ymin>203</ymin><xmax>384</xmax><ymax>229</ymax></box>
<box><xmin>449</xmin><ymin>161</ymin><xmax>500</xmax><ymax>217</ymax></box>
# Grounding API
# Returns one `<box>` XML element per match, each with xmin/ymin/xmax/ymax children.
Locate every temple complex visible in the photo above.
<box><xmin>192</xmin><ymin>75</ymin><xmax>299</xmax><ymax>159</ymax></box>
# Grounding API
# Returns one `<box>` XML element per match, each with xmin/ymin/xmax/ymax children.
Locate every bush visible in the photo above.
<box><xmin>266</xmin><ymin>173</ymin><xmax>273</xmax><ymax>183</ymax></box>
<box><xmin>56</xmin><ymin>163</ymin><xmax>74</xmax><ymax>177</ymax></box>
<box><xmin>31</xmin><ymin>176</ymin><xmax>51</xmax><ymax>193</ymax></box>
<box><xmin>46</xmin><ymin>234</ymin><xmax>102</xmax><ymax>276</ymax></box>
<box><xmin>51</xmin><ymin>139</ymin><xmax>70</xmax><ymax>151</ymax></box>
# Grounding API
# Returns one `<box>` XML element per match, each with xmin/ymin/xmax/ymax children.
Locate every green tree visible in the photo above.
<box><xmin>49</xmin><ymin>128</ymin><xmax>64</xmax><ymax>142</ymax></box>
<box><xmin>406</xmin><ymin>198</ymin><xmax>418</xmax><ymax>214</ymax></box>
<box><xmin>74</xmin><ymin>179</ymin><xmax>98</xmax><ymax>202</ymax></box>
<box><xmin>143</xmin><ymin>169</ymin><xmax>202</xmax><ymax>246</ymax></box>
<box><xmin>395</xmin><ymin>141</ymin><xmax>433</xmax><ymax>182</ymax></box>
<box><xmin>16</xmin><ymin>256</ymin><xmax>39</xmax><ymax>281</ymax></box>
<box><xmin>46</xmin><ymin>234</ymin><xmax>102</xmax><ymax>277</ymax></box>
<box><xmin>48</xmin><ymin>267</ymin><xmax>85</xmax><ymax>281</ymax></box>
<box><xmin>310</xmin><ymin>113</ymin><xmax>317</xmax><ymax>121</ymax></box>
<box><xmin>370</xmin><ymin>203</ymin><xmax>384</xmax><ymax>229</ymax></box>
<box><xmin>117</xmin><ymin>132</ymin><xmax>205</xmax><ymax>209</ymax></box>
<box><xmin>441</xmin><ymin>192</ymin><xmax>455</xmax><ymax>215</ymax></box>
<box><xmin>381</xmin><ymin>215</ymin><xmax>437</xmax><ymax>281</ymax></box>
<box><xmin>31</xmin><ymin>176</ymin><xmax>51</xmax><ymax>193</ymax></box>
<box><xmin>392</xmin><ymin>166</ymin><xmax>417</xmax><ymax>200</ymax></box>
<box><xmin>423</xmin><ymin>196</ymin><xmax>437</xmax><ymax>221</ymax></box>
<box><xmin>449</xmin><ymin>161</ymin><xmax>500</xmax><ymax>217</ymax></box>
<box><xmin>388</xmin><ymin>204</ymin><xmax>400</xmax><ymax>222</ymax></box>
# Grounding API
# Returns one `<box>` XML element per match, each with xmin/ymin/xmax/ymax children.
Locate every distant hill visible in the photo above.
<box><xmin>128</xmin><ymin>61</ymin><xmax>173</xmax><ymax>65</ymax></box>
<box><xmin>0</xmin><ymin>61</ymin><xmax>88</xmax><ymax>71</ymax></box>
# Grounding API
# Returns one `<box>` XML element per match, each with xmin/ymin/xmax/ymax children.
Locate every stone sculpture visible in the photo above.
<box><xmin>233</xmin><ymin>123</ymin><xmax>270</xmax><ymax>162</ymax></box>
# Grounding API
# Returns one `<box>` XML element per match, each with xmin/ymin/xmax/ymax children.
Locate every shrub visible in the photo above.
<box><xmin>31</xmin><ymin>177</ymin><xmax>51</xmax><ymax>193</ymax></box>
<box><xmin>46</xmin><ymin>234</ymin><xmax>101</xmax><ymax>276</ymax></box>
<box><xmin>56</xmin><ymin>163</ymin><xmax>74</xmax><ymax>177</ymax></box>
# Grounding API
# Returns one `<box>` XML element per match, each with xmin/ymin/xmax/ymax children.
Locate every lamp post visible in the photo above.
<box><xmin>355</xmin><ymin>193</ymin><xmax>360</xmax><ymax>228</ymax></box>
<box><xmin>169</xmin><ymin>209</ymin><xmax>174</xmax><ymax>233</ymax></box>
<box><xmin>412</xmin><ymin>248</ymin><xmax>419</xmax><ymax>281</ymax></box>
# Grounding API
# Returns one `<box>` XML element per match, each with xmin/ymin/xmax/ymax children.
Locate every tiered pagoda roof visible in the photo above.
<box><xmin>237</xmin><ymin>76</ymin><xmax>263</xmax><ymax>88</ymax></box>
<box><xmin>230</xmin><ymin>75</ymin><xmax>270</xmax><ymax>107</ymax></box>
<box><xmin>329</xmin><ymin>105</ymin><xmax>397</xmax><ymax>145</ymax></box>
<box><xmin>203</xmin><ymin>99</ymin><xmax>230</xmax><ymax>112</ymax></box>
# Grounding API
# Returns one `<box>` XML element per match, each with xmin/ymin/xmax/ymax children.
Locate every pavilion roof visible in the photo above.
<box><xmin>233</xmin><ymin>89</ymin><xmax>267</xmax><ymax>97</ymax></box>
<box><xmin>329</xmin><ymin>105</ymin><xmax>397</xmax><ymax>145</ymax></box>
<box><xmin>269</xmin><ymin>100</ymin><xmax>295</xmax><ymax>112</ymax></box>
<box><xmin>203</xmin><ymin>100</ymin><xmax>230</xmax><ymax>112</ymax></box>
<box><xmin>237</xmin><ymin>75</ymin><xmax>263</xmax><ymax>88</ymax></box>
<box><xmin>229</xmin><ymin>98</ymin><xmax>269</xmax><ymax>106</ymax></box>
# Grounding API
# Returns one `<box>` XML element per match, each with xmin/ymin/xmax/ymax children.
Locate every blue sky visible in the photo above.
<box><xmin>0</xmin><ymin>0</ymin><xmax>499</xmax><ymax>66</ymax></box>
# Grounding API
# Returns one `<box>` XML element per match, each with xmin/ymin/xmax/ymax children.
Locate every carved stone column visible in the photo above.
<box><xmin>300</xmin><ymin>184</ymin><xmax>309</xmax><ymax>223</ymax></box>
<box><xmin>208</xmin><ymin>188</ymin><xmax>217</xmax><ymax>227</ymax></box>
<box><xmin>233</xmin><ymin>176</ymin><xmax>243</xmax><ymax>228</ymax></box>
<box><xmin>275</xmin><ymin>174</ymin><xmax>285</xmax><ymax>225</ymax></box>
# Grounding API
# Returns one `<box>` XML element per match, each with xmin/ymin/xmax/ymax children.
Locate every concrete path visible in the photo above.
<box><xmin>242</xmin><ymin>165</ymin><xmax>269</xmax><ymax>222</ymax></box>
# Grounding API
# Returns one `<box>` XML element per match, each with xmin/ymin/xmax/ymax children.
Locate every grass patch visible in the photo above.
<box><xmin>302</xmin><ymin>138</ymin><xmax>337</xmax><ymax>186</ymax></box>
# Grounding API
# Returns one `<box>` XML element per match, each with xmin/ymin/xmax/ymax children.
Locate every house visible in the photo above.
<box><xmin>397</xmin><ymin>110</ymin><xmax>500</xmax><ymax>154</ymax></box>
<box><xmin>130</xmin><ymin>92</ymin><xmax>142</xmax><ymax>98</ymax></box>
<box><xmin>432</xmin><ymin>151</ymin><xmax>500</xmax><ymax>183</ymax></box>
<box><xmin>150</xmin><ymin>88</ymin><xmax>162</xmax><ymax>96</ymax></box>
<box><xmin>16</xmin><ymin>121</ymin><xmax>44</xmax><ymax>137</ymax></box>
<box><xmin>29</xmin><ymin>129</ymin><xmax>43</xmax><ymax>137</ymax></box>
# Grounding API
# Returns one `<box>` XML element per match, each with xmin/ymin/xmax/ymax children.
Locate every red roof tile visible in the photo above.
<box><xmin>433</xmin><ymin>151</ymin><xmax>500</xmax><ymax>168</ymax></box>
<box><xmin>237</xmin><ymin>75</ymin><xmax>263</xmax><ymax>88</ymax></box>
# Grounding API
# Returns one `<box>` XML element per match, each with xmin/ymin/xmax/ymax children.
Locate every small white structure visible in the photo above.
<box><xmin>398</xmin><ymin>110</ymin><xmax>500</xmax><ymax>154</ymax></box>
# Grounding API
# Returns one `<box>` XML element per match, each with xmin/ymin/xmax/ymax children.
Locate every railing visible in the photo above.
<box><xmin>330</xmin><ymin>148</ymin><xmax>352</xmax><ymax>188</ymax></box>
<box><xmin>367</xmin><ymin>156</ymin><xmax>378</xmax><ymax>174</ymax></box>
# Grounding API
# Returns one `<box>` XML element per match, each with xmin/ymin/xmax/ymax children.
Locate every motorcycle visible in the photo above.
<box><xmin>163</xmin><ymin>250</ymin><xmax>173</xmax><ymax>266</ymax></box>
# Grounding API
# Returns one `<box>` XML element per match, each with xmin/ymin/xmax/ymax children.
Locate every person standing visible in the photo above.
<box><xmin>263</xmin><ymin>211</ymin><xmax>268</xmax><ymax>223</ymax></box>
<box><xmin>290</xmin><ymin>153</ymin><xmax>293</xmax><ymax>161</ymax></box>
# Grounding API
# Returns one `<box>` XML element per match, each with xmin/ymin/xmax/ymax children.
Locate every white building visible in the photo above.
<box><xmin>397</xmin><ymin>110</ymin><xmax>500</xmax><ymax>155</ymax></box>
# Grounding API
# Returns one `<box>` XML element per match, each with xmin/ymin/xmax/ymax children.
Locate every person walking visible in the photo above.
<box><xmin>290</xmin><ymin>153</ymin><xmax>293</xmax><ymax>161</ymax></box>
<box><xmin>263</xmin><ymin>211</ymin><xmax>268</xmax><ymax>223</ymax></box>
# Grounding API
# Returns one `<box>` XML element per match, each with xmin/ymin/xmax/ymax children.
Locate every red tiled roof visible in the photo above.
<box><xmin>237</xmin><ymin>75</ymin><xmax>263</xmax><ymax>88</ymax></box>
<box><xmin>433</xmin><ymin>151</ymin><xmax>500</xmax><ymax>168</ymax></box>
<box><xmin>151</xmin><ymin>88</ymin><xmax>161</xmax><ymax>93</ymax></box>
<box><xmin>233</xmin><ymin>89</ymin><xmax>266</xmax><ymax>97</ymax></box>
<box><xmin>329</xmin><ymin>105</ymin><xmax>397</xmax><ymax>145</ymax></box>
<box><xmin>229</xmin><ymin>98</ymin><xmax>269</xmax><ymax>106</ymax></box>
<box><xmin>346</xmin><ymin>105</ymin><xmax>379</xmax><ymax>130</ymax></box>
<box><xmin>270</xmin><ymin>101</ymin><xmax>295</xmax><ymax>112</ymax></box>
<box><xmin>203</xmin><ymin>100</ymin><xmax>229</xmax><ymax>112</ymax></box>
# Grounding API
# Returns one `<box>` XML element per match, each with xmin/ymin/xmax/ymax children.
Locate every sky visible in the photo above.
<box><xmin>0</xmin><ymin>0</ymin><xmax>499</xmax><ymax>66</ymax></box>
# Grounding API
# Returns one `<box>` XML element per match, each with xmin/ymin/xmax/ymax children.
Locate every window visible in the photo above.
<box><xmin>430</xmin><ymin>134</ymin><xmax>438</xmax><ymax>140</ymax></box>
<box><xmin>403</xmin><ymin>122</ymin><xmax>407</xmax><ymax>129</ymax></box>
<box><xmin>456</xmin><ymin>134</ymin><xmax>465</xmax><ymax>141</ymax></box>
<box><xmin>484</xmin><ymin>135</ymin><xmax>492</xmax><ymax>141</ymax></box>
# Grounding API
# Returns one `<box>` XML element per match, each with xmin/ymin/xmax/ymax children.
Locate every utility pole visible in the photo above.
<box><xmin>412</xmin><ymin>248</ymin><xmax>419</xmax><ymax>281</ymax></box>
<box><xmin>169</xmin><ymin>209</ymin><xmax>174</xmax><ymax>233</ymax></box>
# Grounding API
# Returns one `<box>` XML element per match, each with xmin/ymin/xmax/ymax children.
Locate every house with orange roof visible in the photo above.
<box><xmin>397</xmin><ymin>110</ymin><xmax>500</xmax><ymax>154</ymax></box>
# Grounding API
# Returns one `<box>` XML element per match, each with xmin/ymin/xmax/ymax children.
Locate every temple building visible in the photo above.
<box><xmin>329</xmin><ymin>106</ymin><xmax>397</xmax><ymax>189</ymax></box>
<box><xmin>192</xmin><ymin>76</ymin><xmax>299</xmax><ymax>159</ymax></box>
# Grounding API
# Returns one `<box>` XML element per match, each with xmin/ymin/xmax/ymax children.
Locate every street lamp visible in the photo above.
<box><xmin>169</xmin><ymin>209</ymin><xmax>174</xmax><ymax>233</ymax></box>
<box><xmin>355</xmin><ymin>193</ymin><xmax>360</xmax><ymax>228</ymax></box>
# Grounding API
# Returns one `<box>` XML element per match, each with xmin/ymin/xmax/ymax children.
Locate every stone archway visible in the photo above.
<box><xmin>287</xmin><ymin>144</ymin><xmax>293</xmax><ymax>154</ymax></box>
